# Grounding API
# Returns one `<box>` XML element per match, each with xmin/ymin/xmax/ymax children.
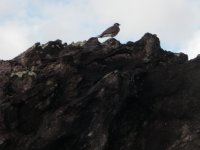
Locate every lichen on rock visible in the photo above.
<box><xmin>2</xmin><ymin>33</ymin><xmax>200</xmax><ymax>150</ymax></box>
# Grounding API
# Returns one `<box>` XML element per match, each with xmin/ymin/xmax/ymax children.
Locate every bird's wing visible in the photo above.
<box><xmin>101</xmin><ymin>26</ymin><xmax>117</xmax><ymax>35</ymax></box>
<box><xmin>97</xmin><ymin>25</ymin><xmax>120</xmax><ymax>38</ymax></box>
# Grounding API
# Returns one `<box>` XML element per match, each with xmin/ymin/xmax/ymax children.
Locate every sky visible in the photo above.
<box><xmin>1</xmin><ymin>0</ymin><xmax>200</xmax><ymax>60</ymax></box>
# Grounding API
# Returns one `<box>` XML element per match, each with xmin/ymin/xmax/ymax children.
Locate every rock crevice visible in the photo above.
<box><xmin>1</xmin><ymin>33</ymin><xmax>200</xmax><ymax>150</ymax></box>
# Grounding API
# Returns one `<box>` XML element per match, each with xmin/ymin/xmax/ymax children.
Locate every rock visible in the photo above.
<box><xmin>2</xmin><ymin>33</ymin><xmax>200</xmax><ymax>150</ymax></box>
<box><xmin>71</xmin><ymin>40</ymin><xmax>87</xmax><ymax>47</ymax></box>
<box><xmin>63</xmin><ymin>42</ymin><xmax>68</xmax><ymax>47</ymax></box>
<box><xmin>102</xmin><ymin>38</ymin><xmax>121</xmax><ymax>49</ymax></box>
<box><xmin>55</xmin><ymin>39</ymin><xmax>62</xmax><ymax>45</ymax></box>
<box><xmin>126</xmin><ymin>41</ymin><xmax>134</xmax><ymax>46</ymax></box>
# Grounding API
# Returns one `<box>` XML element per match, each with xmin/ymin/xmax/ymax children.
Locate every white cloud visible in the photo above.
<box><xmin>0</xmin><ymin>0</ymin><xmax>200</xmax><ymax>60</ymax></box>
<box><xmin>183</xmin><ymin>30</ymin><xmax>200</xmax><ymax>59</ymax></box>
<box><xmin>90</xmin><ymin>0</ymin><xmax>200</xmax><ymax>43</ymax></box>
<box><xmin>0</xmin><ymin>0</ymin><xmax>27</xmax><ymax>18</ymax></box>
<box><xmin>0</xmin><ymin>22</ymin><xmax>33</xmax><ymax>60</ymax></box>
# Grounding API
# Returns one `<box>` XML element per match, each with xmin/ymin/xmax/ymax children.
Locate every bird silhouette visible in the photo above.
<box><xmin>97</xmin><ymin>23</ymin><xmax>120</xmax><ymax>38</ymax></box>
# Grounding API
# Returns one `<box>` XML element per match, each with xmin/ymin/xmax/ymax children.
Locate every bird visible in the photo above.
<box><xmin>97</xmin><ymin>23</ymin><xmax>120</xmax><ymax>38</ymax></box>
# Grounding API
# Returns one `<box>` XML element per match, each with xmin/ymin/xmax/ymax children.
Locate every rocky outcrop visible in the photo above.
<box><xmin>1</xmin><ymin>33</ymin><xmax>200</xmax><ymax>150</ymax></box>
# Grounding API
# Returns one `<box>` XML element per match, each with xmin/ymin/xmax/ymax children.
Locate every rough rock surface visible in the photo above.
<box><xmin>1</xmin><ymin>33</ymin><xmax>200</xmax><ymax>150</ymax></box>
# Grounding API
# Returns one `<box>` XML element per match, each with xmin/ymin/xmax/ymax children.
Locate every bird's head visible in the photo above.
<box><xmin>114</xmin><ymin>23</ymin><xmax>120</xmax><ymax>26</ymax></box>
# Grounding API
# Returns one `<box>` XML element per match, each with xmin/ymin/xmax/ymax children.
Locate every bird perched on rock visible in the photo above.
<box><xmin>97</xmin><ymin>23</ymin><xmax>120</xmax><ymax>38</ymax></box>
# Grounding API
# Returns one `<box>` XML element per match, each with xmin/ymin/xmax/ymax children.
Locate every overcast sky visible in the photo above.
<box><xmin>1</xmin><ymin>0</ymin><xmax>200</xmax><ymax>60</ymax></box>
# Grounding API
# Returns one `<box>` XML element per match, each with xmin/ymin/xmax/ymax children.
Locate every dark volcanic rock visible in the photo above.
<box><xmin>2</xmin><ymin>33</ymin><xmax>200</xmax><ymax>150</ymax></box>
